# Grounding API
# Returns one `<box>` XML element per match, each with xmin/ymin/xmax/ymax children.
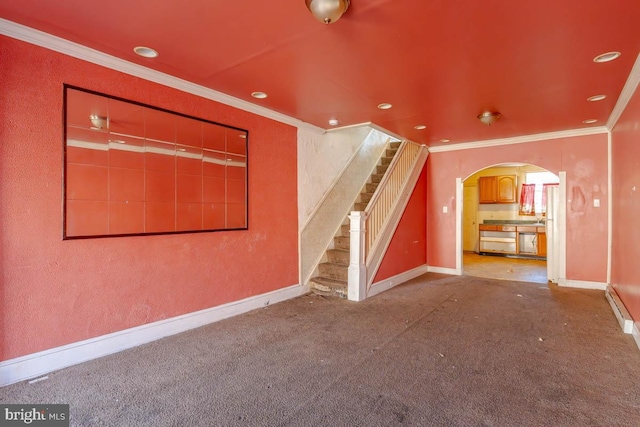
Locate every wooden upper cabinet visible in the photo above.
<box><xmin>478</xmin><ymin>176</ymin><xmax>498</xmax><ymax>203</ymax></box>
<box><xmin>496</xmin><ymin>175</ymin><xmax>517</xmax><ymax>203</ymax></box>
<box><xmin>478</xmin><ymin>175</ymin><xmax>517</xmax><ymax>204</ymax></box>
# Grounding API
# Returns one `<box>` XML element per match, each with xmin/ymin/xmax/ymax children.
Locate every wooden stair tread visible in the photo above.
<box><xmin>309</xmin><ymin>277</ymin><xmax>348</xmax><ymax>299</ymax></box>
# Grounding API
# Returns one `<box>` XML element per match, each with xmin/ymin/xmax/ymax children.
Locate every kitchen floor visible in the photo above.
<box><xmin>463</xmin><ymin>251</ymin><xmax>548</xmax><ymax>284</ymax></box>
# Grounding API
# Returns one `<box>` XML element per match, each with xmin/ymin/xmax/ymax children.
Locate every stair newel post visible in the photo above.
<box><xmin>348</xmin><ymin>211</ymin><xmax>368</xmax><ymax>301</ymax></box>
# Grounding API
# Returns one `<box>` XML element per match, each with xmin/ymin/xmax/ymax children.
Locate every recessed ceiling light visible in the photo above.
<box><xmin>251</xmin><ymin>92</ymin><xmax>268</xmax><ymax>99</ymax></box>
<box><xmin>582</xmin><ymin>119</ymin><xmax>598</xmax><ymax>124</ymax></box>
<box><xmin>440</xmin><ymin>139</ymin><xmax>450</xmax><ymax>143</ymax></box>
<box><xmin>414</xmin><ymin>125</ymin><xmax>426</xmax><ymax>130</ymax></box>
<box><xmin>328</xmin><ymin>119</ymin><xmax>339</xmax><ymax>126</ymax></box>
<box><xmin>377</xmin><ymin>103</ymin><xmax>393</xmax><ymax>110</ymax></box>
<box><xmin>133</xmin><ymin>46</ymin><xmax>158</xmax><ymax>58</ymax></box>
<box><xmin>239</xmin><ymin>134</ymin><xmax>247</xmax><ymax>139</ymax></box>
<box><xmin>587</xmin><ymin>94</ymin><xmax>607</xmax><ymax>102</ymax></box>
<box><xmin>593</xmin><ymin>51</ymin><xmax>621</xmax><ymax>63</ymax></box>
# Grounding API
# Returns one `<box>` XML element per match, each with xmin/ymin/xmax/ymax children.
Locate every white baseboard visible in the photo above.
<box><xmin>605</xmin><ymin>286</ymin><xmax>634</xmax><ymax>334</ymax></box>
<box><xmin>560</xmin><ymin>279</ymin><xmax>607</xmax><ymax>290</ymax></box>
<box><xmin>0</xmin><ymin>283</ymin><xmax>308</xmax><ymax>387</ymax></box>
<box><xmin>427</xmin><ymin>266</ymin><xmax>461</xmax><ymax>276</ymax></box>
<box><xmin>368</xmin><ymin>265</ymin><xmax>429</xmax><ymax>298</ymax></box>
<box><xmin>633</xmin><ymin>323</ymin><xmax>640</xmax><ymax>351</ymax></box>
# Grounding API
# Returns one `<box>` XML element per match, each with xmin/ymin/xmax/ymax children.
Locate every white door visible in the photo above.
<box><xmin>463</xmin><ymin>185</ymin><xmax>478</xmax><ymax>252</ymax></box>
<box><xmin>546</xmin><ymin>185</ymin><xmax>560</xmax><ymax>283</ymax></box>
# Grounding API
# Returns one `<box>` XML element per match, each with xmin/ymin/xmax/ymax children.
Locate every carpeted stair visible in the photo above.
<box><xmin>309</xmin><ymin>142</ymin><xmax>400</xmax><ymax>298</ymax></box>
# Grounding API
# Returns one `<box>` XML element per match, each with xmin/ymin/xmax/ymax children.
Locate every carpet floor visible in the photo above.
<box><xmin>2</xmin><ymin>273</ymin><xmax>639</xmax><ymax>426</ymax></box>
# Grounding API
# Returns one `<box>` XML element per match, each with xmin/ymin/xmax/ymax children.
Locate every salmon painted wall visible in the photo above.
<box><xmin>0</xmin><ymin>36</ymin><xmax>299</xmax><ymax>360</ymax></box>
<box><xmin>611</xmin><ymin>86</ymin><xmax>640</xmax><ymax>321</ymax></box>
<box><xmin>427</xmin><ymin>133</ymin><xmax>608</xmax><ymax>282</ymax></box>
<box><xmin>373</xmin><ymin>165</ymin><xmax>427</xmax><ymax>282</ymax></box>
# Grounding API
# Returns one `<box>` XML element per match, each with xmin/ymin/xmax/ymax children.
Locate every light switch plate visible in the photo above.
<box><xmin>442</xmin><ymin>206</ymin><xmax>448</xmax><ymax>213</ymax></box>
<box><xmin>593</xmin><ymin>199</ymin><xmax>600</xmax><ymax>207</ymax></box>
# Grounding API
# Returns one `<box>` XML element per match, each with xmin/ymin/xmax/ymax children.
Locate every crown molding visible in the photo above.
<box><xmin>326</xmin><ymin>122</ymin><xmax>406</xmax><ymax>142</ymax></box>
<box><xmin>427</xmin><ymin>126</ymin><xmax>609</xmax><ymax>153</ymax></box>
<box><xmin>606</xmin><ymin>53</ymin><xmax>640</xmax><ymax>130</ymax></box>
<box><xmin>0</xmin><ymin>18</ymin><xmax>326</xmax><ymax>134</ymax></box>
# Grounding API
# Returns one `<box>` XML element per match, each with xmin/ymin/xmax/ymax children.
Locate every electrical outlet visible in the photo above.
<box><xmin>593</xmin><ymin>199</ymin><xmax>600</xmax><ymax>207</ymax></box>
<box><xmin>442</xmin><ymin>206</ymin><xmax>448</xmax><ymax>213</ymax></box>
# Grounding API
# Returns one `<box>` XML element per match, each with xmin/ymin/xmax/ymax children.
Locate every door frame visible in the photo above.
<box><xmin>456</xmin><ymin>172</ymin><xmax>567</xmax><ymax>284</ymax></box>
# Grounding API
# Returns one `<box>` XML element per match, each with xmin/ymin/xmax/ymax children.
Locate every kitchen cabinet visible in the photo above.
<box><xmin>537</xmin><ymin>230</ymin><xmax>547</xmax><ymax>257</ymax></box>
<box><xmin>479</xmin><ymin>224</ymin><xmax>517</xmax><ymax>254</ymax></box>
<box><xmin>478</xmin><ymin>175</ymin><xmax>517</xmax><ymax>204</ymax></box>
<box><xmin>478</xmin><ymin>223</ymin><xmax>546</xmax><ymax>259</ymax></box>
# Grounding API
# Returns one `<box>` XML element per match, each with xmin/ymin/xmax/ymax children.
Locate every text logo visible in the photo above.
<box><xmin>1</xmin><ymin>405</ymin><xmax>69</xmax><ymax>426</ymax></box>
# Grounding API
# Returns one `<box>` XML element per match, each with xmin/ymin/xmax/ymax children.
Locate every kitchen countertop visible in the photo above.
<box><xmin>483</xmin><ymin>220</ymin><xmax>546</xmax><ymax>226</ymax></box>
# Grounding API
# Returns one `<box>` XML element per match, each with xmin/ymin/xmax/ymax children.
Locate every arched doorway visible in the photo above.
<box><xmin>461</xmin><ymin>163</ymin><xmax>560</xmax><ymax>283</ymax></box>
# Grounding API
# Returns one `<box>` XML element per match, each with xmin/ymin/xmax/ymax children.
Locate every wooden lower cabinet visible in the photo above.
<box><xmin>478</xmin><ymin>225</ymin><xmax>517</xmax><ymax>254</ymax></box>
<box><xmin>537</xmin><ymin>232</ymin><xmax>547</xmax><ymax>257</ymax></box>
<box><xmin>478</xmin><ymin>224</ymin><xmax>546</xmax><ymax>259</ymax></box>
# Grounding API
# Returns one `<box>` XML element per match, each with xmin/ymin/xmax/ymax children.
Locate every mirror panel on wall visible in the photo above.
<box><xmin>64</xmin><ymin>86</ymin><xmax>248</xmax><ymax>239</ymax></box>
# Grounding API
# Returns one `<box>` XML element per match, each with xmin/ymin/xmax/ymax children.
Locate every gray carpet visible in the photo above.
<box><xmin>2</xmin><ymin>273</ymin><xmax>639</xmax><ymax>426</ymax></box>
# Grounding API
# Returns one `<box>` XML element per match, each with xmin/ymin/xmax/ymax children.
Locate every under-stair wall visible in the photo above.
<box><xmin>348</xmin><ymin>141</ymin><xmax>428</xmax><ymax>300</ymax></box>
<box><xmin>298</xmin><ymin>126</ymin><xmax>394</xmax><ymax>287</ymax></box>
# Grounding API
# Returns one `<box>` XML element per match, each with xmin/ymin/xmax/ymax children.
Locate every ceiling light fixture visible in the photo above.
<box><xmin>440</xmin><ymin>139</ymin><xmax>450</xmax><ymax>143</ymax></box>
<box><xmin>377</xmin><ymin>103</ymin><xmax>392</xmax><ymax>110</ymax></box>
<box><xmin>89</xmin><ymin>115</ymin><xmax>108</xmax><ymax>129</ymax></box>
<box><xmin>305</xmin><ymin>0</ymin><xmax>350</xmax><ymax>24</ymax></box>
<box><xmin>133</xmin><ymin>46</ymin><xmax>158</xmax><ymax>58</ymax></box>
<box><xmin>593</xmin><ymin>51</ymin><xmax>621</xmax><ymax>63</ymax></box>
<box><xmin>328</xmin><ymin>119</ymin><xmax>339</xmax><ymax>126</ymax></box>
<box><xmin>582</xmin><ymin>119</ymin><xmax>598</xmax><ymax>124</ymax></box>
<box><xmin>477</xmin><ymin>111</ymin><xmax>501</xmax><ymax>126</ymax></box>
<box><xmin>251</xmin><ymin>92</ymin><xmax>268</xmax><ymax>99</ymax></box>
<box><xmin>414</xmin><ymin>125</ymin><xmax>426</xmax><ymax>130</ymax></box>
<box><xmin>587</xmin><ymin>94</ymin><xmax>607</xmax><ymax>102</ymax></box>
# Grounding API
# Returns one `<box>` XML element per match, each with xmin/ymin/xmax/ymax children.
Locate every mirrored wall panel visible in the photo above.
<box><xmin>64</xmin><ymin>86</ymin><xmax>248</xmax><ymax>238</ymax></box>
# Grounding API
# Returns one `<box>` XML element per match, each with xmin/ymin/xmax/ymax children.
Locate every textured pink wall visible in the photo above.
<box><xmin>427</xmin><ymin>134</ymin><xmax>609</xmax><ymax>283</ymax></box>
<box><xmin>0</xmin><ymin>36</ymin><xmax>299</xmax><ymax>360</ymax></box>
<box><xmin>611</xmin><ymin>87</ymin><xmax>640</xmax><ymax>321</ymax></box>
<box><xmin>373</xmin><ymin>165</ymin><xmax>427</xmax><ymax>282</ymax></box>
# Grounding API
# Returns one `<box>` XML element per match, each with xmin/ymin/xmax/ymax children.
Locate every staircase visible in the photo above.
<box><xmin>309</xmin><ymin>141</ymin><xmax>401</xmax><ymax>298</ymax></box>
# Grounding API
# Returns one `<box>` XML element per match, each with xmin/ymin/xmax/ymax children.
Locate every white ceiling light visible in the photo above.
<box><xmin>133</xmin><ymin>46</ymin><xmax>158</xmax><ymax>58</ymax></box>
<box><xmin>587</xmin><ymin>94</ymin><xmax>607</xmax><ymax>102</ymax></box>
<box><xmin>440</xmin><ymin>139</ymin><xmax>450</xmax><ymax>143</ymax></box>
<box><xmin>377</xmin><ymin>103</ymin><xmax>393</xmax><ymax>110</ymax></box>
<box><xmin>306</xmin><ymin>0</ymin><xmax>350</xmax><ymax>24</ymax></box>
<box><xmin>328</xmin><ymin>119</ymin><xmax>339</xmax><ymax>126</ymax></box>
<box><xmin>414</xmin><ymin>125</ymin><xmax>427</xmax><ymax>130</ymax></box>
<box><xmin>582</xmin><ymin>119</ymin><xmax>598</xmax><ymax>124</ymax></box>
<box><xmin>593</xmin><ymin>51</ymin><xmax>621</xmax><ymax>63</ymax></box>
<box><xmin>251</xmin><ymin>92</ymin><xmax>268</xmax><ymax>99</ymax></box>
<box><xmin>89</xmin><ymin>115</ymin><xmax>108</xmax><ymax>129</ymax></box>
<box><xmin>478</xmin><ymin>111</ymin><xmax>501</xmax><ymax>126</ymax></box>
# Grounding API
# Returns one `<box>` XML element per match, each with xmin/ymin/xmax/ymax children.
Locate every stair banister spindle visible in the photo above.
<box><xmin>363</xmin><ymin>141</ymin><xmax>423</xmax><ymax>262</ymax></box>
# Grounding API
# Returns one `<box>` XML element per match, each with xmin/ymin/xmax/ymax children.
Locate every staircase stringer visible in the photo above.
<box><xmin>365</xmin><ymin>148</ymin><xmax>429</xmax><ymax>290</ymax></box>
<box><xmin>347</xmin><ymin>143</ymin><xmax>428</xmax><ymax>300</ymax></box>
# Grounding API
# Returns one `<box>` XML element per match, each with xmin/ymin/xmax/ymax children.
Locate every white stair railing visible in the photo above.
<box><xmin>348</xmin><ymin>141</ymin><xmax>428</xmax><ymax>301</ymax></box>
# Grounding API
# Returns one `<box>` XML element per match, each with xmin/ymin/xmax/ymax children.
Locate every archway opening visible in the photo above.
<box><xmin>462</xmin><ymin>163</ymin><xmax>559</xmax><ymax>283</ymax></box>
